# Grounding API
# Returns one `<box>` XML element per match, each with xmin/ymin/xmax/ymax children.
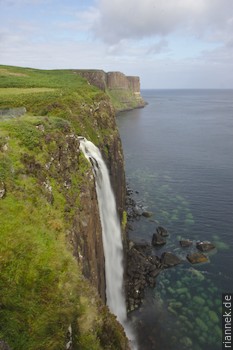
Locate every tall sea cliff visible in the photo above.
<box><xmin>0</xmin><ymin>65</ymin><xmax>144</xmax><ymax>349</ymax></box>
<box><xmin>76</xmin><ymin>70</ymin><xmax>146</xmax><ymax>112</ymax></box>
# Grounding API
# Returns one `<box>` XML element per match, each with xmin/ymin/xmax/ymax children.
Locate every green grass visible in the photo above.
<box><xmin>106</xmin><ymin>88</ymin><xmax>143</xmax><ymax>112</ymax></box>
<box><xmin>0</xmin><ymin>87</ymin><xmax>56</xmax><ymax>95</ymax></box>
<box><xmin>0</xmin><ymin>65</ymin><xmax>128</xmax><ymax>349</ymax></box>
<box><xmin>0</xmin><ymin>194</ymin><xmax>81</xmax><ymax>350</ymax></box>
<box><xmin>0</xmin><ymin>65</ymin><xmax>91</xmax><ymax>89</ymax></box>
<box><xmin>0</xmin><ymin>65</ymin><xmax>116</xmax><ymax>148</ymax></box>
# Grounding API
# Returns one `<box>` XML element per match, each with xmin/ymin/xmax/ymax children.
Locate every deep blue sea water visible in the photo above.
<box><xmin>117</xmin><ymin>90</ymin><xmax>233</xmax><ymax>350</ymax></box>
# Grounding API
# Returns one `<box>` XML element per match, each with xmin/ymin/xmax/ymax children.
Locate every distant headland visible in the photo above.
<box><xmin>75</xmin><ymin>69</ymin><xmax>146</xmax><ymax>112</ymax></box>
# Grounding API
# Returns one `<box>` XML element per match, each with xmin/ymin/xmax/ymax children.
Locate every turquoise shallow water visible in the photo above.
<box><xmin>117</xmin><ymin>90</ymin><xmax>233</xmax><ymax>350</ymax></box>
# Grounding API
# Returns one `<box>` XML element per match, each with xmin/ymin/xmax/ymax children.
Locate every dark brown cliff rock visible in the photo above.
<box><xmin>107</xmin><ymin>71</ymin><xmax>130</xmax><ymax>90</ymax></box>
<box><xmin>71</xmin><ymin>169</ymin><xmax>106</xmax><ymax>301</ymax></box>
<box><xmin>74</xmin><ymin>69</ymin><xmax>107</xmax><ymax>91</ymax></box>
<box><xmin>76</xmin><ymin>70</ymin><xmax>146</xmax><ymax>112</ymax></box>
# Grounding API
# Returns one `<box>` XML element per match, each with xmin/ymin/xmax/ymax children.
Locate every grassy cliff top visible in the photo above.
<box><xmin>0</xmin><ymin>65</ymin><xmax>129</xmax><ymax>350</ymax></box>
<box><xmin>0</xmin><ymin>65</ymin><xmax>96</xmax><ymax>90</ymax></box>
<box><xmin>0</xmin><ymin>65</ymin><xmax>117</xmax><ymax>145</ymax></box>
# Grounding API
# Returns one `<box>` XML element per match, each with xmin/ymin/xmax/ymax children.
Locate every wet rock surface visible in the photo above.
<box><xmin>125</xmin><ymin>186</ymin><xmax>217</xmax><ymax>314</ymax></box>
<box><xmin>196</xmin><ymin>241</ymin><xmax>215</xmax><ymax>252</ymax></box>
<box><xmin>156</xmin><ymin>226</ymin><xmax>169</xmax><ymax>237</ymax></box>
<box><xmin>126</xmin><ymin>243</ymin><xmax>161</xmax><ymax>312</ymax></box>
<box><xmin>180</xmin><ymin>239</ymin><xmax>193</xmax><ymax>247</ymax></box>
<box><xmin>160</xmin><ymin>252</ymin><xmax>182</xmax><ymax>267</ymax></box>
<box><xmin>152</xmin><ymin>233</ymin><xmax>167</xmax><ymax>246</ymax></box>
<box><xmin>187</xmin><ymin>252</ymin><xmax>209</xmax><ymax>264</ymax></box>
<box><xmin>126</xmin><ymin>188</ymin><xmax>143</xmax><ymax>220</ymax></box>
<box><xmin>126</xmin><ymin>242</ymin><xmax>182</xmax><ymax>312</ymax></box>
<box><xmin>142</xmin><ymin>211</ymin><xmax>153</xmax><ymax>218</ymax></box>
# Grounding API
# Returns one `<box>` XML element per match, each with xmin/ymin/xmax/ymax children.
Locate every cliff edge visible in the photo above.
<box><xmin>0</xmin><ymin>65</ymin><xmax>129</xmax><ymax>350</ymax></box>
<box><xmin>76</xmin><ymin>70</ymin><xmax>146</xmax><ymax>112</ymax></box>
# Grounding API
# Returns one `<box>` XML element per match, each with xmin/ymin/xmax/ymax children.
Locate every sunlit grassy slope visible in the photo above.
<box><xmin>0</xmin><ymin>65</ymin><xmax>128</xmax><ymax>350</ymax></box>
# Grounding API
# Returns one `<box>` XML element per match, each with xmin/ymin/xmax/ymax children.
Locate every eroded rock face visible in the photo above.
<box><xmin>71</xmin><ymin>170</ymin><xmax>106</xmax><ymax>301</ymax></box>
<box><xmin>103</xmin><ymin>132</ymin><xmax>126</xmax><ymax>220</ymax></box>
<box><xmin>76</xmin><ymin>70</ymin><xmax>146</xmax><ymax>111</ymax></box>
<box><xmin>106</xmin><ymin>72</ymin><xmax>140</xmax><ymax>95</ymax></box>
<box><xmin>76</xmin><ymin>70</ymin><xmax>141</xmax><ymax>93</ymax></box>
<box><xmin>71</xmin><ymin>100</ymin><xmax>126</xmax><ymax>302</ymax></box>
<box><xmin>74</xmin><ymin>70</ymin><xmax>107</xmax><ymax>91</ymax></box>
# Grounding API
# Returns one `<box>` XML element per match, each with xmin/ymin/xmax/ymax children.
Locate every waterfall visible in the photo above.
<box><xmin>79</xmin><ymin>137</ymin><xmax>136</xmax><ymax>349</ymax></box>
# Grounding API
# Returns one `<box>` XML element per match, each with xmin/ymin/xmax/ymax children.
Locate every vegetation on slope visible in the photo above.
<box><xmin>106</xmin><ymin>89</ymin><xmax>144</xmax><ymax>112</ymax></box>
<box><xmin>0</xmin><ymin>65</ymin><xmax>129</xmax><ymax>349</ymax></box>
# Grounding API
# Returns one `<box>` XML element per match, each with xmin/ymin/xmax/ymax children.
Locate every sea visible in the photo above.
<box><xmin>117</xmin><ymin>89</ymin><xmax>233</xmax><ymax>350</ymax></box>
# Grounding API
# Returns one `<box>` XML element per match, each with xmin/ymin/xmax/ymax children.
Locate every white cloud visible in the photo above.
<box><xmin>91</xmin><ymin>0</ymin><xmax>233</xmax><ymax>44</ymax></box>
<box><xmin>0</xmin><ymin>0</ymin><xmax>232</xmax><ymax>88</ymax></box>
<box><xmin>147</xmin><ymin>39</ymin><xmax>169</xmax><ymax>55</ymax></box>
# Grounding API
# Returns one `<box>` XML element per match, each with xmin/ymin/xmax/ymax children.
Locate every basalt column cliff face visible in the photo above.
<box><xmin>70</xmin><ymin>100</ymin><xmax>126</xmax><ymax>302</ymax></box>
<box><xmin>76</xmin><ymin>70</ymin><xmax>146</xmax><ymax>112</ymax></box>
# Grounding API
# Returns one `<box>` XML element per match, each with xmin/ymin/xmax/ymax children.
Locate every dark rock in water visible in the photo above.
<box><xmin>126</xmin><ymin>187</ymin><xmax>133</xmax><ymax>195</ymax></box>
<box><xmin>152</xmin><ymin>233</ymin><xmax>166</xmax><ymax>246</ymax></box>
<box><xmin>0</xmin><ymin>341</ymin><xmax>12</xmax><ymax>350</ymax></box>
<box><xmin>156</xmin><ymin>226</ymin><xmax>169</xmax><ymax>237</ymax></box>
<box><xmin>126</xmin><ymin>246</ymin><xmax>161</xmax><ymax>312</ymax></box>
<box><xmin>187</xmin><ymin>252</ymin><xmax>208</xmax><ymax>264</ymax></box>
<box><xmin>148</xmin><ymin>255</ymin><xmax>160</xmax><ymax>266</ymax></box>
<box><xmin>126</xmin><ymin>197</ymin><xmax>142</xmax><ymax>220</ymax></box>
<box><xmin>196</xmin><ymin>241</ymin><xmax>215</xmax><ymax>252</ymax></box>
<box><xmin>161</xmin><ymin>252</ymin><xmax>182</xmax><ymax>267</ymax></box>
<box><xmin>142</xmin><ymin>211</ymin><xmax>153</xmax><ymax>218</ymax></box>
<box><xmin>134</xmin><ymin>242</ymin><xmax>152</xmax><ymax>256</ymax></box>
<box><xmin>180</xmin><ymin>239</ymin><xmax>193</xmax><ymax>248</ymax></box>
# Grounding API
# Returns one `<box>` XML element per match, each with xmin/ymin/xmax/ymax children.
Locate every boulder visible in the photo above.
<box><xmin>156</xmin><ymin>226</ymin><xmax>169</xmax><ymax>237</ymax></box>
<box><xmin>186</xmin><ymin>252</ymin><xmax>208</xmax><ymax>264</ymax></box>
<box><xmin>134</xmin><ymin>242</ymin><xmax>152</xmax><ymax>256</ymax></box>
<box><xmin>142</xmin><ymin>211</ymin><xmax>153</xmax><ymax>218</ymax></box>
<box><xmin>196</xmin><ymin>241</ymin><xmax>215</xmax><ymax>252</ymax></box>
<box><xmin>161</xmin><ymin>252</ymin><xmax>182</xmax><ymax>267</ymax></box>
<box><xmin>126</xmin><ymin>246</ymin><xmax>161</xmax><ymax>311</ymax></box>
<box><xmin>180</xmin><ymin>239</ymin><xmax>193</xmax><ymax>247</ymax></box>
<box><xmin>152</xmin><ymin>233</ymin><xmax>166</xmax><ymax>246</ymax></box>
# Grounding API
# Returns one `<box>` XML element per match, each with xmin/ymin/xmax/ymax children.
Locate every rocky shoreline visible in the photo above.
<box><xmin>125</xmin><ymin>185</ymin><xmax>216</xmax><ymax>313</ymax></box>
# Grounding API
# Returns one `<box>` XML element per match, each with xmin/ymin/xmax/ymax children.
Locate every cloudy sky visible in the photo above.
<box><xmin>0</xmin><ymin>0</ymin><xmax>233</xmax><ymax>88</ymax></box>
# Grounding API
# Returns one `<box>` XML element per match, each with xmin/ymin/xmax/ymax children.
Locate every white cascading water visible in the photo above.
<box><xmin>79</xmin><ymin>137</ymin><xmax>136</xmax><ymax>349</ymax></box>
